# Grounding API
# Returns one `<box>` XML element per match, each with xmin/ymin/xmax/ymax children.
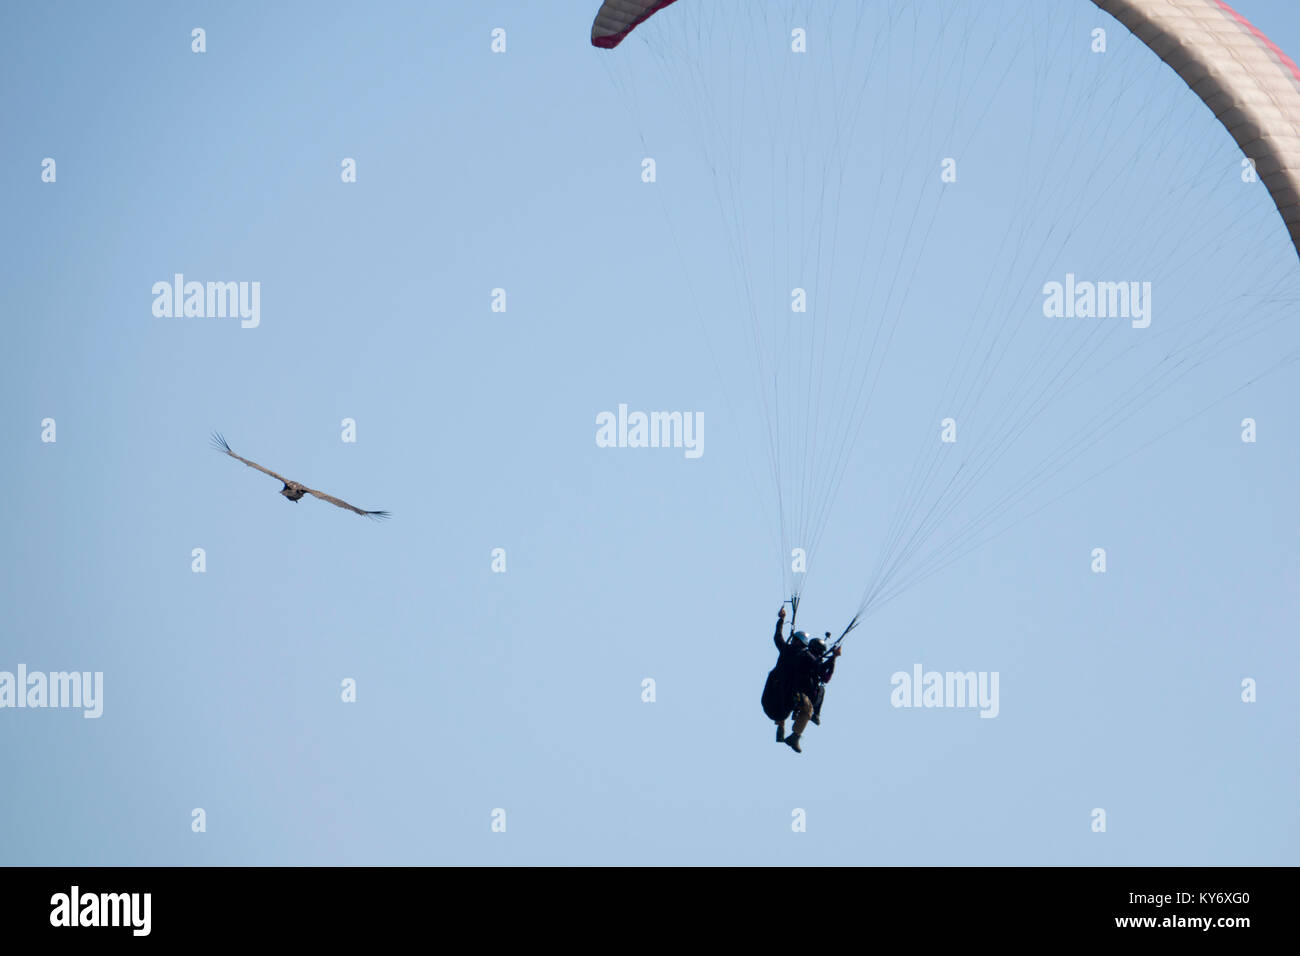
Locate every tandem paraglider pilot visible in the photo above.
<box><xmin>763</xmin><ymin>606</ymin><xmax>840</xmax><ymax>754</ymax></box>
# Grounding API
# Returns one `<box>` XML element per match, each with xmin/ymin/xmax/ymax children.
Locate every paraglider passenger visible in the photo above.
<box><xmin>807</xmin><ymin>636</ymin><xmax>837</xmax><ymax>726</ymax></box>
<box><xmin>762</xmin><ymin>607</ymin><xmax>841</xmax><ymax>753</ymax></box>
<box><xmin>780</xmin><ymin>631</ymin><xmax>839</xmax><ymax>752</ymax></box>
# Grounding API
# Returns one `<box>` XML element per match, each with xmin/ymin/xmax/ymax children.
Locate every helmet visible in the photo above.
<box><xmin>809</xmin><ymin>638</ymin><xmax>827</xmax><ymax>656</ymax></box>
<box><xmin>791</xmin><ymin>630</ymin><xmax>810</xmax><ymax>647</ymax></box>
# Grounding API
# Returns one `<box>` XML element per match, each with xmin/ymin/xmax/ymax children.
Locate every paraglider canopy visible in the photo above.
<box><xmin>590</xmin><ymin>0</ymin><xmax>681</xmax><ymax>49</ymax></box>
<box><xmin>590</xmin><ymin>0</ymin><xmax>1300</xmax><ymax>636</ymax></box>
<box><xmin>593</xmin><ymin>0</ymin><xmax>1300</xmax><ymax>260</ymax></box>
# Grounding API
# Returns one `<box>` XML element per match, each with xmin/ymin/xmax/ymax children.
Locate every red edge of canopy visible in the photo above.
<box><xmin>592</xmin><ymin>0</ymin><xmax>682</xmax><ymax>49</ymax></box>
<box><xmin>1215</xmin><ymin>0</ymin><xmax>1300</xmax><ymax>84</ymax></box>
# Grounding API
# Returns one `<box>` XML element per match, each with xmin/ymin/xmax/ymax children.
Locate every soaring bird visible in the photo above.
<box><xmin>211</xmin><ymin>433</ymin><xmax>390</xmax><ymax>519</ymax></box>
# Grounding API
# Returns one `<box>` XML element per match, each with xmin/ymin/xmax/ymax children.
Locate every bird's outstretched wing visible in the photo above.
<box><xmin>210</xmin><ymin>432</ymin><xmax>292</xmax><ymax>484</ymax></box>
<box><xmin>304</xmin><ymin>487</ymin><xmax>390</xmax><ymax>519</ymax></box>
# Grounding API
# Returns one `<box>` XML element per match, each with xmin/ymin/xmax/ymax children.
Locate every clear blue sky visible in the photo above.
<box><xmin>1</xmin><ymin>0</ymin><xmax>1296</xmax><ymax>865</ymax></box>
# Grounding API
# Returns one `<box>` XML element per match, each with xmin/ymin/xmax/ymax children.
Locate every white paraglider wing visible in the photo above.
<box><xmin>590</xmin><ymin>0</ymin><xmax>1300</xmax><ymax>626</ymax></box>
<box><xmin>1092</xmin><ymin>0</ymin><xmax>1300</xmax><ymax>259</ymax></box>
<box><xmin>594</xmin><ymin>0</ymin><xmax>1300</xmax><ymax>257</ymax></box>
